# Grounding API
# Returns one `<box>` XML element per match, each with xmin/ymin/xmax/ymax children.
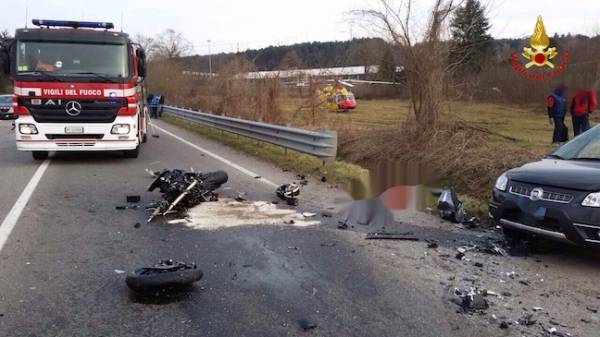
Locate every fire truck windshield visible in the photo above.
<box><xmin>16</xmin><ymin>41</ymin><xmax>129</xmax><ymax>80</ymax></box>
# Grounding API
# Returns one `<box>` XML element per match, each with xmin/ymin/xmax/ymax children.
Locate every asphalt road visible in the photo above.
<box><xmin>0</xmin><ymin>119</ymin><xmax>499</xmax><ymax>337</ymax></box>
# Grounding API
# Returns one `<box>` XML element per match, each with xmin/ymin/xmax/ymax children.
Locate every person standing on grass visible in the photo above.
<box><xmin>570</xmin><ymin>88</ymin><xmax>597</xmax><ymax>137</ymax></box>
<box><xmin>547</xmin><ymin>84</ymin><xmax>568</xmax><ymax>144</ymax></box>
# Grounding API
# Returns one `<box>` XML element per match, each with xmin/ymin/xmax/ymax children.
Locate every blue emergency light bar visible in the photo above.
<box><xmin>32</xmin><ymin>19</ymin><xmax>114</xmax><ymax>30</ymax></box>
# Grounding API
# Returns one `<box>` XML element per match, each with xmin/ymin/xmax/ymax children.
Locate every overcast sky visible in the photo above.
<box><xmin>2</xmin><ymin>0</ymin><xmax>600</xmax><ymax>55</ymax></box>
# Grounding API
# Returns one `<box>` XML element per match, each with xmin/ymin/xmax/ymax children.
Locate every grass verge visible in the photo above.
<box><xmin>163</xmin><ymin>115</ymin><xmax>368</xmax><ymax>188</ymax></box>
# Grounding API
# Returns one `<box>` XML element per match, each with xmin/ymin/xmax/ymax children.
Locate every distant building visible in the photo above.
<box><xmin>182</xmin><ymin>65</ymin><xmax>403</xmax><ymax>81</ymax></box>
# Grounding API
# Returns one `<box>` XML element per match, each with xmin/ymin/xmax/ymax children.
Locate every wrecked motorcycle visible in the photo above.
<box><xmin>147</xmin><ymin>169</ymin><xmax>228</xmax><ymax>221</ymax></box>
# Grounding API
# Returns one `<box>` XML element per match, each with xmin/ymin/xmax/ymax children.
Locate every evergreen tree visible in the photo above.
<box><xmin>378</xmin><ymin>46</ymin><xmax>397</xmax><ymax>81</ymax></box>
<box><xmin>450</xmin><ymin>0</ymin><xmax>493</xmax><ymax>73</ymax></box>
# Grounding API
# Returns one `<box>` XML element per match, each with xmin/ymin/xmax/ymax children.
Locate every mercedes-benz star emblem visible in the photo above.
<box><xmin>65</xmin><ymin>101</ymin><xmax>82</xmax><ymax>117</ymax></box>
<box><xmin>530</xmin><ymin>188</ymin><xmax>544</xmax><ymax>201</ymax></box>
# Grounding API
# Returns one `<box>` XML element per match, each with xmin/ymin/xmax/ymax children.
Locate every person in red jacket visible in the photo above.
<box><xmin>570</xmin><ymin>88</ymin><xmax>597</xmax><ymax>136</ymax></box>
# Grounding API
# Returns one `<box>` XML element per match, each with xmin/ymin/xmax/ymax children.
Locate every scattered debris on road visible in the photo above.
<box><xmin>452</xmin><ymin>288</ymin><xmax>489</xmax><ymax>312</ymax></box>
<box><xmin>125</xmin><ymin>259</ymin><xmax>203</xmax><ymax>293</ymax></box>
<box><xmin>276</xmin><ymin>183</ymin><xmax>300</xmax><ymax>206</ymax></box>
<box><xmin>147</xmin><ymin>169</ymin><xmax>228</xmax><ymax>222</ymax></box>
<box><xmin>518</xmin><ymin>313</ymin><xmax>537</xmax><ymax>326</ymax></box>
<box><xmin>126</xmin><ymin>195</ymin><xmax>141</xmax><ymax>203</ymax></box>
<box><xmin>116</xmin><ymin>205</ymin><xmax>139</xmax><ymax>210</ymax></box>
<box><xmin>297</xmin><ymin>319</ymin><xmax>317</xmax><ymax>332</ymax></box>
<box><xmin>365</xmin><ymin>232</ymin><xmax>419</xmax><ymax>241</ymax></box>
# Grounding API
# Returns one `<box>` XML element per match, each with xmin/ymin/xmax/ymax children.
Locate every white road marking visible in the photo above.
<box><xmin>153</xmin><ymin>124</ymin><xmax>279</xmax><ymax>188</ymax></box>
<box><xmin>0</xmin><ymin>160</ymin><xmax>50</xmax><ymax>252</ymax></box>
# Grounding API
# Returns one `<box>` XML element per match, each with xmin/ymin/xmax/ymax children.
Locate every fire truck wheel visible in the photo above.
<box><xmin>123</xmin><ymin>146</ymin><xmax>140</xmax><ymax>158</ymax></box>
<box><xmin>32</xmin><ymin>151</ymin><xmax>49</xmax><ymax>160</ymax></box>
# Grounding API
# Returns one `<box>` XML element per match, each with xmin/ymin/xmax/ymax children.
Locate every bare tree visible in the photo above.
<box><xmin>153</xmin><ymin>29</ymin><xmax>193</xmax><ymax>60</ymax></box>
<box><xmin>134</xmin><ymin>33</ymin><xmax>157</xmax><ymax>59</ymax></box>
<box><xmin>355</xmin><ymin>0</ymin><xmax>458</xmax><ymax>127</ymax></box>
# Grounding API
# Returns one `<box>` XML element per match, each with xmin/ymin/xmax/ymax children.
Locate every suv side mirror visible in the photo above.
<box><xmin>0</xmin><ymin>39</ymin><xmax>14</xmax><ymax>75</ymax></box>
<box><xmin>136</xmin><ymin>49</ymin><xmax>146</xmax><ymax>78</ymax></box>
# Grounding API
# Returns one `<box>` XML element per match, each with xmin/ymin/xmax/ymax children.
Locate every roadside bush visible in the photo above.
<box><xmin>338</xmin><ymin>118</ymin><xmax>535</xmax><ymax>200</ymax></box>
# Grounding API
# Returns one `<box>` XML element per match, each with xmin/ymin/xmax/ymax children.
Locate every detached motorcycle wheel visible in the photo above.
<box><xmin>125</xmin><ymin>260</ymin><xmax>203</xmax><ymax>293</ymax></box>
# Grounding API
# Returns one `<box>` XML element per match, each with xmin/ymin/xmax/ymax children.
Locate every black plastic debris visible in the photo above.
<box><xmin>499</xmin><ymin>321</ymin><xmax>509</xmax><ymax>329</ymax></box>
<box><xmin>134</xmin><ymin>223</ymin><xmax>141</xmax><ymax>229</ymax></box>
<box><xmin>321</xmin><ymin>176</ymin><xmax>327</xmax><ymax>183</ymax></box>
<box><xmin>437</xmin><ymin>189</ymin><xmax>466</xmax><ymax>223</ymax></box>
<box><xmin>127</xmin><ymin>195</ymin><xmax>141</xmax><ymax>203</ymax></box>
<box><xmin>427</xmin><ymin>241</ymin><xmax>439</xmax><ymax>249</ymax></box>
<box><xmin>297</xmin><ymin>319</ymin><xmax>317</xmax><ymax>332</ymax></box>
<box><xmin>480</xmin><ymin>240</ymin><xmax>508</xmax><ymax>257</ymax></box>
<box><xmin>125</xmin><ymin>259</ymin><xmax>203</xmax><ymax>293</ymax></box>
<box><xmin>147</xmin><ymin>169</ymin><xmax>228</xmax><ymax>222</ymax></box>
<box><xmin>366</xmin><ymin>232</ymin><xmax>419</xmax><ymax>241</ymax></box>
<box><xmin>276</xmin><ymin>183</ymin><xmax>300</xmax><ymax>206</ymax></box>
<box><xmin>518</xmin><ymin>313</ymin><xmax>537</xmax><ymax>326</ymax></box>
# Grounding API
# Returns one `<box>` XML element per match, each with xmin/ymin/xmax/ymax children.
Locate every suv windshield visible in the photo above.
<box><xmin>551</xmin><ymin>125</ymin><xmax>600</xmax><ymax>160</ymax></box>
<box><xmin>16</xmin><ymin>41</ymin><xmax>129</xmax><ymax>79</ymax></box>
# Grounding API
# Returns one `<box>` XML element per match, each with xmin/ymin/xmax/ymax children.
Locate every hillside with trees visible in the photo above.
<box><xmin>180</xmin><ymin>38</ymin><xmax>392</xmax><ymax>72</ymax></box>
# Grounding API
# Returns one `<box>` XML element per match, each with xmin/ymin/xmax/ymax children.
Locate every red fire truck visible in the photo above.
<box><xmin>0</xmin><ymin>19</ymin><xmax>148</xmax><ymax>160</ymax></box>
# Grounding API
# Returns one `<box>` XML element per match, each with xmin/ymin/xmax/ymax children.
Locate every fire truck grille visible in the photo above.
<box><xmin>22</xmin><ymin>98</ymin><xmax>126</xmax><ymax>123</ymax></box>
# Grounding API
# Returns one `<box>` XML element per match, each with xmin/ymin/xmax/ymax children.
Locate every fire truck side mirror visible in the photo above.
<box><xmin>136</xmin><ymin>49</ymin><xmax>147</xmax><ymax>78</ymax></box>
<box><xmin>0</xmin><ymin>39</ymin><xmax>13</xmax><ymax>76</ymax></box>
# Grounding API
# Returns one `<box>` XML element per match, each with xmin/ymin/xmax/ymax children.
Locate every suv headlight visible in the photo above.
<box><xmin>111</xmin><ymin>124</ymin><xmax>131</xmax><ymax>135</ymax></box>
<box><xmin>582</xmin><ymin>192</ymin><xmax>600</xmax><ymax>207</ymax></box>
<box><xmin>494</xmin><ymin>173</ymin><xmax>508</xmax><ymax>191</ymax></box>
<box><xmin>19</xmin><ymin>123</ymin><xmax>38</xmax><ymax>135</ymax></box>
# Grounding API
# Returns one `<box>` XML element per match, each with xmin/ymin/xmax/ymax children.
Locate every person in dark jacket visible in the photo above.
<box><xmin>571</xmin><ymin>88</ymin><xmax>597</xmax><ymax>136</ymax></box>
<box><xmin>150</xmin><ymin>94</ymin><xmax>160</xmax><ymax>118</ymax></box>
<box><xmin>547</xmin><ymin>84</ymin><xmax>568</xmax><ymax>144</ymax></box>
<box><xmin>158</xmin><ymin>95</ymin><xmax>165</xmax><ymax>117</ymax></box>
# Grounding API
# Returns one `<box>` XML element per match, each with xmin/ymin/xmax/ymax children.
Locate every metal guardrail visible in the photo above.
<box><xmin>163</xmin><ymin>106</ymin><xmax>338</xmax><ymax>161</ymax></box>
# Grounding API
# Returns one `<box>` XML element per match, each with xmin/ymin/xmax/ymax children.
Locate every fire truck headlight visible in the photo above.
<box><xmin>19</xmin><ymin>124</ymin><xmax>38</xmax><ymax>135</ymax></box>
<box><xmin>111</xmin><ymin>124</ymin><xmax>131</xmax><ymax>135</ymax></box>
